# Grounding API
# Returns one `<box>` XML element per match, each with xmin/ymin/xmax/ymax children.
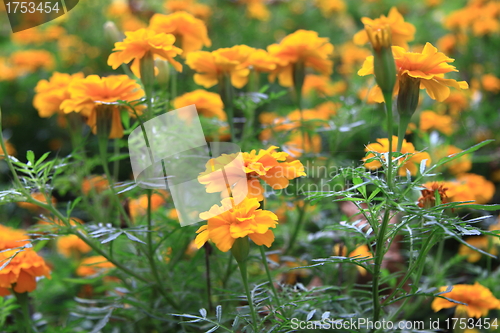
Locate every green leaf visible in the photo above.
<box><xmin>26</xmin><ymin>150</ymin><xmax>35</xmax><ymax>165</ymax></box>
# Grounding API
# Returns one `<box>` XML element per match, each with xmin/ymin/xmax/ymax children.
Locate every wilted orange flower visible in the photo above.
<box><xmin>419</xmin><ymin>111</ymin><xmax>454</xmax><ymax>135</ymax></box>
<box><xmin>57</xmin><ymin>235</ymin><xmax>92</xmax><ymax>258</ymax></box>
<box><xmin>359</xmin><ymin>43</ymin><xmax>469</xmax><ymax>102</ymax></box>
<box><xmin>9</xmin><ymin>50</ymin><xmax>55</xmax><ymax>74</ymax></box>
<box><xmin>267</xmin><ymin>30</ymin><xmax>334</xmax><ymax>87</ymax></box>
<box><xmin>0</xmin><ymin>248</ymin><xmax>51</xmax><ymax>296</ymax></box>
<box><xmin>417</xmin><ymin>182</ymin><xmax>449</xmax><ymax>208</ymax></box>
<box><xmin>76</xmin><ymin>256</ymin><xmax>115</xmax><ymax>277</ymax></box>
<box><xmin>194</xmin><ymin>197</ymin><xmax>278</xmax><ymax>252</ymax></box>
<box><xmin>364</xmin><ymin>136</ymin><xmax>431</xmax><ymax>176</ymax></box>
<box><xmin>432</xmin><ymin>282</ymin><xmax>500</xmax><ymax>318</ymax></box>
<box><xmin>172</xmin><ymin>90</ymin><xmax>226</xmax><ymax>120</ymax></box>
<box><xmin>82</xmin><ymin>175</ymin><xmax>109</xmax><ymax>195</ymax></box>
<box><xmin>149</xmin><ymin>12</ymin><xmax>211</xmax><ymax>55</ymax></box>
<box><xmin>186</xmin><ymin>45</ymin><xmax>255</xmax><ymax>88</ymax></box>
<box><xmin>315</xmin><ymin>0</ymin><xmax>345</xmax><ymax>17</ymax></box>
<box><xmin>17</xmin><ymin>192</ymin><xmax>57</xmax><ymax>212</ymax></box>
<box><xmin>458</xmin><ymin>236</ymin><xmax>498</xmax><ymax>263</ymax></box>
<box><xmin>240</xmin><ymin>0</ymin><xmax>271</xmax><ymax>21</ymax></box>
<box><xmin>108</xmin><ymin>28</ymin><xmax>183</xmax><ymax>77</ymax></box>
<box><xmin>303</xmin><ymin>75</ymin><xmax>346</xmax><ymax>97</ymax></box>
<box><xmin>164</xmin><ymin>0</ymin><xmax>212</xmax><ymax>20</ymax></box>
<box><xmin>129</xmin><ymin>191</ymin><xmax>168</xmax><ymax>222</ymax></box>
<box><xmin>481</xmin><ymin>74</ymin><xmax>500</xmax><ymax>93</ymax></box>
<box><xmin>198</xmin><ymin>146</ymin><xmax>306</xmax><ymax>201</ymax></box>
<box><xmin>353</xmin><ymin>7</ymin><xmax>416</xmax><ymax>50</ymax></box>
<box><xmin>33</xmin><ymin>72</ymin><xmax>85</xmax><ymax>119</ymax></box>
<box><xmin>60</xmin><ymin>75</ymin><xmax>145</xmax><ymax>139</ymax></box>
<box><xmin>435</xmin><ymin>145</ymin><xmax>472</xmax><ymax>175</ymax></box>
<box><xmin>0</xmin><ymin>225</ymin><xmax>29</xmax><ymax>251</ymax></box>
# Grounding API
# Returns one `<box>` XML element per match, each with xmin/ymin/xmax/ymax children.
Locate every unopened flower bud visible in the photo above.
<box><xmin>397</xmin><ymin>73</ymin><xmax>420</xmax><ymax>118</ymax></box>
<box><xmin>366</xmin><ymin>25</ymin><xmax>396</xmax><ymax>97</ymax></box>
<box><xmin>103</xmin><ymin>21</ymin><xmax>123</xmax><ymax>46</ymax></box>
<box><xmin>231</xmin><ymin>236</ymin><xmax>250</xmax><ymax>264</ymax></box>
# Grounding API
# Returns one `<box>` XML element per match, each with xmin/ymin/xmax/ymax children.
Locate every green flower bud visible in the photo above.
<box><xmin>231</xmin><ymin>236</ymin><xmax>250</xmax><ymax>264</ymax></box>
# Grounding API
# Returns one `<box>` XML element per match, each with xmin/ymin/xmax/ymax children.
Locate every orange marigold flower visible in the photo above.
<box><xmin>283</xmin><ymin>132</ymin><xmax>322</xmax><ymax>159</ymax></box>
<box><xmin>458</xmin><ymin>236</ymin><xmax>498</xmax><ymax>263</ymax></box>
<box><xmin>338</xmin><ymin>42</ymin><xmax>372</xmax><ymax>75</ymax></box>
<box><xmin>81</xmin><ymin>175</ymin><xmax>109</xmax><ymax>195</ymax></box>
<box><xmin>448</xmin><ymin>173</ymin><xmax>495</xmax><ymax>205</ymax></box>
<box><xmin>303</xmin><ymin>75</ymin><xmax>346</xmax><ymax>97</ymax></box>
<box><xmin>364</xmin><ymin>136</ymin><xmax>431</xmax><ymax>176</ymax></box>
<box><xmin>76</xmin><ymin>256</ymin><xmax>115</xmax><ymax>277</ymax></box>
<box><xmin>441</xmin><ymin>91</ymin><xmax>469</xmax><ymax>116</ymax></box>
<box><xmin>172</xmin><ymin>90</ymin><xmax>226</xmax><ymax>120</ymax></box>
<box><xmin>107</xmin><ymin>28</ymin><xmax>183</xmax><ymax>77</ymax></box>
<box><xmin>33</xmin><ymin>72</ymin><xmax>85</xmax><ymax>119</ymax></box>
<box><xmin>481</xmin><ymin>74</ymin><xmax>500</xmax><ymax>93</ymax></box>
<box><xmin>358</xmin><ymin>42</ymin><xmax>469</xmax><ymax>102</ymax></box>
<box><xmin>417</xmin><ymin>182</ymin><xmax>449</xmax><ymax>208</ymax></box>
<box><xmin>353</xmin><ymin>7</ymin><xmax>416</xmax><ymax>50</ymax></box>
<box><xmin>149</xmin><ymin>12</ymin><xmax>211</xmax><ymax>55</ymax></box>
<box><xmin>419</xmin><ymin>110</ymin><xmax>454</xmax><ymax>135</ymax></box>
<box><xmin>445</xmin><ymin>1</ymin><xmax>500</xmax><ymax>37</ymax></box>
<box><xmin>435</xmin><ymin>145</ymin><xmax>472</xmax><ymax>176</ymax></box>
<box><xmin>240</xmin><ymin>0</ymin><xmax>271</xmax><ymax>21</ymax></box>
<box><xmin>315</xmin><ymin>0</ymin><xmax>346</xmax><ymax>17</ymax></box>
<box><xmin>57</xmin><ymin>235</ymin><xmax>92</xmax><ymax>258</ymax></box>
<box><xmin>194</xmin><ymin>197</ymin><xmax>278</xmax><ymax>252</ymax></box>
<box><xmin>164</xmin><ymin>0</ymin><xmax>212</xmax><ymax>20</ymax></box>
<box><xmin>432</xmin><ymin>282</ymin><xmax>500</xmax><ymax>318</ymax></box>
<box><xmin>0</xmin><ymin>248</ymin><xmax>51</xmax><ymax>296</ymax></box>
<box><xmin>129</xmin><ymin>191</ymin><xmax>168</xmax><ymax>222</ymax></box>
<box><xmin>60</xmin><ymin>75</ymin><xmax>145</xmax><ymax>139</ymax></box>
<box><xmin>9</xmin><ymin>50</ymin><xmax>55</xmax><ymax>74</ymax></box>
<box><xmin>0</xmin><ymin>225</ymin><xmax>29</xmax><ymax>251</ymax></box>
<box><xmin>198</xmin><ymin>146</ymin><xmax>306</xmax><ymax>201</ymax></box>
<box><xmin>186</xmin><ymin>45</ymin><xmax>255</xmax><ymax>88</ymax></box>
<box><xmin>244</xmin><ymin>49</ymin><xmax>278</xmax><ymax>73</ymax></box>
<box><xmin>0</xmin><ymin>57</ymin><xmax>19</xmax><ymax>81</ymax></box>
<box><xmin>0</xmin><ymin>140</ymin><xmax>16</xmax><ymax>157</ymax></box>
<box><xmin>267</xmin><ymin>30</ymin><xmax>334</xmax><ymax>87</ymax></box>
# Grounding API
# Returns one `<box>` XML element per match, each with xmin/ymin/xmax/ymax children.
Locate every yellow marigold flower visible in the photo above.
<box><xmin>244</xmin><ymin>49</ymin><xmax>278</xmax><ymax>73</ymax></box>
<box><xmin>57</xmin><ymin>235</ymin><xmax>92</xmax><ymax>258</ymax></box>
<box><xmin>364</xmin><ymin>136</ymin><xmax>431</xmax><ymax>176</ymax></box>
<box><xmin>186</xmin><ymin>45</ymin><xmax>255</xmax><ymax>88</ymax></box>
<box><xmin>449</xmin><ymin>173</ymin><xmax>495</xmax><ymax>204</ymax></box>
<box><xmin>435</xmin><ymin>145</ymin><xmax>472</xmax><ymax>175</ymax></box>
<box><xmin>432</xmin><ymin>282</ymin><xmax>500</xmax><ymax>318</ymax></box>
<box><xmin>11</xmin><ymin>25</ymin><xmax>66</xmax><ymax>45</ymax></box>
<box><xmin>129</xmin><ymin>191</ymin><xmax>168</xmax><ymax>222</ymax></box>
<box><xmin>0</xmin><ymin>225</ymin><xmax>29</xmax><ymax>251</ymax></box>
<box><xmin>315</xmin><ymin>0</ymin><xmax>346</xmax><ymax>17</ymax></box>
<box><xmin>149</xmin><ymin>12</ymin><xmax>211</xmax><ymax>55</ymax></box>
<box><xmin>17</xmin><ymin>192</ymin><xmax>57</xmax><ymax>212</ymax></box>
<box><xmin>419</xmin><ymin>110</ymin><xmax>454</xmax><ymax>135</ymax></box>
<box><xmin>260</xmin><ymin>106</ymin><xmax>334</xmax><ymax>135</ymax></box>
<box><xmin>353</xmin><ymin>7</ymin><xmax>416</xmax><ymax>49</ymax></box>
<box><xmin>240</xmin><ymin>0</ymin><xmax>271</xmax><ymax>21</ymax></box>
<box><xmin>194</xmin><ymin>197</ymin><xmax>278</xmax><ymax>252</ymax></box>
<box><xmin>267</xmin><ymin>30</ymin><xmax>334</xmax><ymax>87</ymax></box>
<box><xmin>481</xmin><ymin>74</ymin><xmax>500</xmax><ymax>93</ymax></box>
<box><xmin>0</xmin><ymin>248</ymin><xmax>51</xmax><ymax>296</ymax></box>
<box><xmin>164</xmin><ymin>0</ymin><xmax>212</xmax><ymax>20</ymax></box>
<box><xmin>441</xmin><ymin>91</ymin><xmax>469</xmax><ymax>116</ymax></box>
<box><xmin>33</xmin><ymin>72</ymin><xmax>85</xmax><ymax>119</ymax></box>
<box><xmin>10</xmin><ymin>50</ymin><xmax>55</xmax><ymax>74</ymax></box>
<box><xmin>303</xmin><ymin>75</ymin><xmax>346</xmax><ymax>97</ymax></box>
<box><xmin>358</xmin><ymin>42</ymin><xmax>469</xmax><ymax>102</ymax></box>
<box><xmin>417</xmin><ymin>182</ymin><xmax>450</xmax><ymax>209</ymax></box>
<box><xmin>283</xmin><ymin>132</ymin><xmax>322</xmax><ymax>159</ymax></box>
<box><xmin>107</xmin><ymin>28</ymin><xmax>183</xmax><ymax>77</ymax></box>
<box><xmin>172</xmin><ymin>90</ymin><xmax>226</xmax><ymax>120</ymax></box>
<box><xmin>198</xmin><ymin>146</ymin><xmax>306</xmax><ymax>201</ymax></box>
<box><xmin>458</xmin><ymin>236</ymin><xmax>498</xmax><ymax>263</ymax></box>
<box><xmin>0</xmin><ymin>57</ymin><xmax>19</xmax><ymax>81</ymax></box>
<box><xmin>76</xmin><ymin>256</ymin><xmax>115</xmax><ymax>277</ymax></box>
<box><xmin>445</xmin><ymin>1</ymin><xmax>500</xmax><ymax>36</ymax></box>
<box><xmin>60</xmin><ymin>75</ymin><xmax>145</xmax><ymax>139</ymax></box>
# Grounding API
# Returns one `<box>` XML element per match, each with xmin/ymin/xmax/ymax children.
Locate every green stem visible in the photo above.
<box><xmin>13</xmin><ymin>291</ymin><xmax>32</xmax><ymax>333</ymax></box>
<box><xmin>238</xmin><ymin>261</ymin><xmax>258</xmax><ymax>332</ymax></box>
<box><xmin>112</xmin><ymin>138</ymin><xmax>120</xmax><ymax>181</ymax></box>
<box><xmin>259</xmin><ymin>246</ymin><xmax>281</xmax><ymax>310</ymax></box>
<box><xmin>284</xmin><ymin>202</ymin><xmax>308</xmax><ymax>255</ymax></box>
<box><xmin>397</xmin><ymin>114</ymin><xmax>411</xmax><ymax>153</ymax></box>
<box><xmin>383</xmin><ymin>93</ymin><xmax>394</xmax><ymax>190</ymax></box>
<box><xmin>222</xmin><ymin>75</ymin><xmax>236</xmax><ymax>142</ymax></box>
<box><xmin>222</xmin><ymin>253</ymin><xmax>234</xmax><ymax>289</ymax></box>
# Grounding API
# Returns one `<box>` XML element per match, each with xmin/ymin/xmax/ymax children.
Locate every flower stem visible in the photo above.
<box><xmin>397</xmin><ymin>114</ymin><xmax>411</xmax><ymax>153</ymax></box>
<box><xmin>13</xmin><ymin>291</ymin><xmax>33</xmax><ymax>333</ymax></box>
<box><xmin>285</xmin><ymin>201</ymin><xmax>308</xmax><ymax>255</ymax></box>
<box><xmin>259</xmin><ymin>246</ymin><xmax>281</xmax><ymax>310</ymax></box>
<box><xmin>237</xmin><ymin>260</ymin><xmax>258</xmax><ymax>332</ymax></box>
<box><xmin>383</xmin><ymin>92</ymin><xmax>394</xmax><ymax>190</ymax></box>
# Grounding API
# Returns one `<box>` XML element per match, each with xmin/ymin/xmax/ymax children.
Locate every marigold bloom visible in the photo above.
<box><xmin>432</xmin><ymin>282</ymin><xmax>500</xmax><ymax>318</ymax></box>
<box><xmin>0</xmin><ymin>248</ymin><xmax>51</xmax><ymax>296</ymax></box>
<box><xmin>107</xmin><ymin>28</ymin><xmax>183</xmax><ymax>77</ymax></box>
<box><xmin>267</xmin><ymin>30</ymin><xmax>334</xmax><ymax>87</ymax></box>
<box><xmin>186</xmin><ymin>45</ymin><xmax>254</xmax><ymax>88</ymax></box>
<box><xmin>283</xmin><ymin>132</ymin><xmax>322</xmax><ymax>159</ymax></box>
<box><xmin>481</xmin><ymin>74</ymin><xmax>500</xmax><ymax>93</ymax></box>
<box><xmin>303</xmin><ymin>75</ymin><xmax>346</xmax><ymax>97</ymax></box>
<box><xmin>244</xmin><ymin>49</ymin><xmax>278</xmax><ymax>73</ymax></box>
<box><xmin>81</xmin><ymin>175</ymin><xmax>109</xmax><ymax>195</ymax></box>
<box><xmin>164</xmin><ymin>0</ymin><xmax>212</xmax><ymax>20</ymax></box>
<box><xmin>458</xmin><ymin>236</ymin><xmax>498</xmax><ymax>263</ymax></box>
<box><xmin>445</xmin><ymin>1</ymin><xmax>500</xmax><ymax>37</ymax></box>
<box><xmin>194</xmin><ymin>197</ymin><xmax>278</xmax><ymax>252</ymax></box>
<box><xmin>353</xmin><ymin>7</ymin><xmax>415</xmax><ymax>50</ymax></box>
<box><xmin>358</xmin><ymin>43</ymin><xmax>469</xmax><ymax>102</ymax></box>
<box><xmin>60</xmin><ymin>75</ymin><xmax>145</xmax><ymax>139</ymax></box>
<box><xmin>314</xmin><ymin>0</ymin><xmax>345</xmax><ymax>17</ymax></box>
<box><xmin>419</xmin><ymin>111</ymin><xmax>454</xmax><ymax>135</ymax></box>
<box><xmin>0</xmin><ymin>225</ymin><xmax>29</xmax><ymax>251</ymax></box>
<box><xmin>57</xmin><ymin>235</ymin><xmax>92</xmax><ymax>258</ymax></box>
<box><xmin>172</xmin><ymin>90</ymin><xmax>226</xmax><ymax>120</ymax></box>
<box><xmin>338</xmin><ymin>42</ymin><xmax>372</xmax><ymax>75</ymax></box>
<box><xmin>129</xmin><ymin>192</ymin><xmax>167</xmax><ymax>222</ymax></box>
<box><xmin>33</xmin><ymin>72</ymin><xmax>85</xmax><ymax>119</ymax></box>
<box><xmin>198</xmin><ymin>146</ymin><xmax>306</xmax><ymax>201</ymax></box>
<box><xmin>418</xmin><ymin>182</ymin><xmax>449</xmax><ymax>208</ymax></box>
<box><xmin>10</xmin><ymin>50</ymin><xmax>55</xmax><ymax>74</ymax></box>
<box><xmin>448</xmin><ymin>173</ymin><xmax>495</xmax><ymax>205</ymax></box>
<box><xmin>240</xmin><ymin>0</ymin><xmax>271</xmax><ymax>21</ymax></box>
<box><xmin>11</xmin><ymin>25</ymin><xmax>66</xmax><ymax>45</ymax></box>
<box><xmin>442</xmin><ymin>91</ymin><xmax>469</xmax><ymax>116</ymax></box>
<box><xmin>435</xmin><ymin>145</ymin><xmax>472</xmax><ymax>175</ymax></box>
<box><xmin>76</xmin><ymin>256</ymin><xmax>115</xmax><ymax>277</ymax></box>
<box><xmin>149</xmin><ymin>12</ymin><xmax>211</xmax><ymax>55</ymax></box>
<box><xmin>364</xmin><ymin>136</ymin><xmax>431</xmax><ymax>176</ymax></box>
<box><xmin>0</xmin><ymin>140</ymin><xmax>16</xmax><ymax>157</ymax></box>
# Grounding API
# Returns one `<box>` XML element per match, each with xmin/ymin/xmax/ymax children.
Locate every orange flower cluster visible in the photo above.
<box><xmin>172</xmin><ymin>90</ymin><xmax>226</xmax><ymax>121</ymax></box>
<box><xmin>419</xmin><ymin>111</ymin><xmax>455</xmax><ymax>136</ymax></box>
<box><xmin>445</xmin><ymin>173</ymin><xmax>495</xmax><ymax>205</ymax></box>
<box><xmin>0</xmin><ymin>50</ymin><xmax>54</xmax><ymax>81</ymax></box>
<box><xmin>434</xmin><ymin>145</ymin><xmax>472</xmax><ymax>176</ymax></box>
<box><xmin>129</xmin><ymin>191</ymin><xmax>168</xmax><ymax>222</ymax></box>
<box><xmin>164</xmin><ymin>0</ymin><xmax>212</xmax><ymax>20</ymax></box>
<box><xmin>56</xmin><ymin>235</ymin><xmax>92</xmax><ymax>258</ymax></box>
<box><xmin>314</xmin><ymin>0</ymin><xmax>346</xmax><ymax>18</ymax></box>
<box><xmin>302</xmin><ymin>75</ymin><xmax>346</xmax><ymax>97</ymax></box>
<box><xmin>76</xmin><ymin>256</ymin><xmax>115</xmax><ymax>277</ymax></box>
<box><xmin>445</xmin><ymin>0</ymin><xmax>500</xmax><ymax>36</ymax></box>
<box><xmin>239</xmin><ymin>0</ymin><xmax>271</xmax><ymax>21</ymax></box>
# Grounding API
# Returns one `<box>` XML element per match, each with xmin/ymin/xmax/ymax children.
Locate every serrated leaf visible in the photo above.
<box><xmin>124</xmin><ymin>232</ymin><xmax>146</xmax><ymax>244</ymax></box>
<box><xmin>101</xmin><ymin>232</ymin><xmax>123</xmax><ymax>244</ymax></box>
